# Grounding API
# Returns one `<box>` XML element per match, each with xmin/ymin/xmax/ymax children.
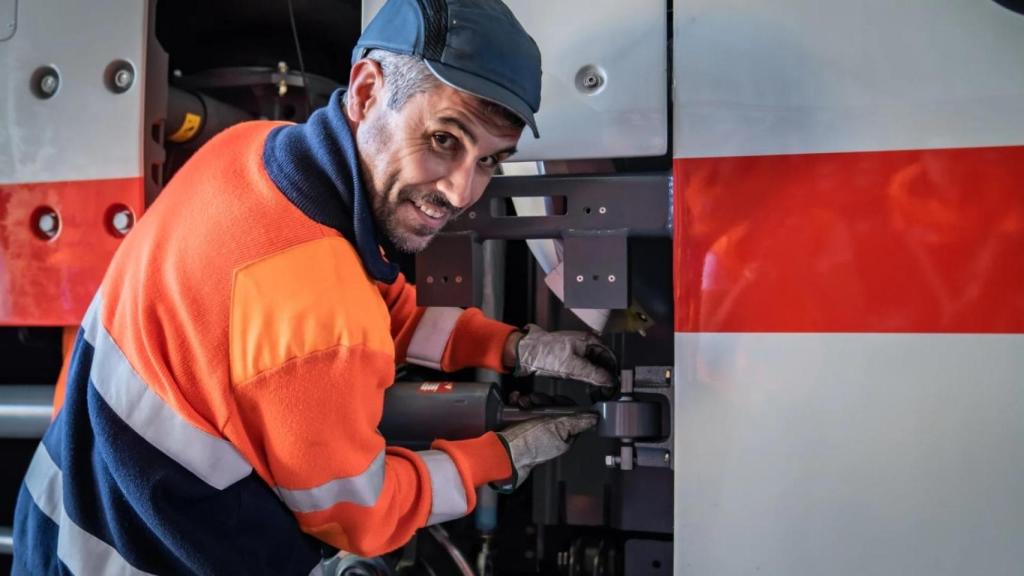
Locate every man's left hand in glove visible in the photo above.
<box><xmin>502</xmin><ymin>324</ymin><xmax>618</xmax><ymax>387</ymax></box>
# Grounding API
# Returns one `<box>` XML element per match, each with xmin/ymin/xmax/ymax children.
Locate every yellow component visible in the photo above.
<box><xmin>167</xmin><ymin>112</ymin><xmax>202</xmax><ymax>143</ymax></box>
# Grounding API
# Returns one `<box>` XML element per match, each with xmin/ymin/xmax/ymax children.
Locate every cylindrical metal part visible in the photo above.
<box><xmin>0</xmin><ymin>385</ymin><xmax>54</xmax><ymax>438</ymax></box>
<box><xmin>594</xmin><ymin>400</ymin><xmax>661</xmax><ymax>439</ymax></box>
<box><xmin>166</xmin><ymin>87</ymin><xmax>252</xmax><ymax>147</ymax></box>
<box><xmin>498</xmin><ymin>405</ymin><xmax>591</xmax><ymax>425</ymax></box>
<box><xmin>0</xmin><ymin>525</ymin><xmax>12</xmax><ymax>555</ymax></box>
<box><xmin>380</xmin><ymin>382</ymin><xmax>502</xmax><ymax>450</ymax></box>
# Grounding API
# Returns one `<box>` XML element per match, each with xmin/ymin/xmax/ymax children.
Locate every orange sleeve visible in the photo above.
<box><xmin>226</xmin><ymin>238</ymin><xmax>512</xmax><ymax>556</ymax></box>
<box><xmin>378</xmin><ymin>273</ymin><xmax>518</xmax><ymax>373</ymax></box>
<box><xmin>51</xmin><ymin>325</ymin><xmax>79</xmax><ymax>419</ymax></box>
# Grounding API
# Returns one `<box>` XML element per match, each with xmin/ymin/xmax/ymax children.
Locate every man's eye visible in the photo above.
<box><xmin>479</xmin><ymin>155</ymin><xmax>498</xmax><ymax>169</ymax></box>
<box><xmin>433</xmin><ymin>132</ymin><xmax>457</xmax><ymax>150</ymax></box>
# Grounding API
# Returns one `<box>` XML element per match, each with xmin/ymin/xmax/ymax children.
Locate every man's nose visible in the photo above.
<box><xmin>438</xmin><ymin>160</ymin><xmax>477</xmax><ymax>210</ymax></box>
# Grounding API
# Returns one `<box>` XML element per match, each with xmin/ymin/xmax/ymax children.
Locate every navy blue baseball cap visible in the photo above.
<box><xmin>353</xmin><ymin>0</ymin><xmax>542</xmax><ymax>137</ymax></box>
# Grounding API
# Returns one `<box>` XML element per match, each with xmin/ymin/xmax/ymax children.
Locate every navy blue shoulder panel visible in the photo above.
<box><xmin>263</xmin><ymin>89</ymin><xmax>399</xmax><ymax>284</ymax></box>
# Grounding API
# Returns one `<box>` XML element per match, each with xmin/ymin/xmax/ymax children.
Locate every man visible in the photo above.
<box><xmin>13</xmin><ymin>0</ymin><xmax>615</xmax><ymax>574</ymax></box>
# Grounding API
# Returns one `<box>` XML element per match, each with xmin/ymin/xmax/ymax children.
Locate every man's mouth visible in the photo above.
<box><xmin>412</xmin><ymin>198</ymin><xmax>446</xmax><ymax>220</ymax></box>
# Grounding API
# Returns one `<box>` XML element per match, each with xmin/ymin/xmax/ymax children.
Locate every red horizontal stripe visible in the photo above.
<box><xmin>0</xmin><ymin>178</ymin><xmax>143</xmax><ymax>326</ymax></box>
<box><xmin>674</xmin><ymin>146</ymin><xmax>1024</xmax><ymax>333</ymax></box>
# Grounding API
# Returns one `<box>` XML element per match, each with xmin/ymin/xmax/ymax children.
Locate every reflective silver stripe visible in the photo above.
<box><xmin>24</xmin><ymin>444</ymin><xmax>157</xmax><ymax>576</ymax></box>
<box><xmin>420</xmin><ymin>450</ymin><xmax>469</xmax><ymax>526</ymax></box>
<box><xmin>406</xmin><ymin>307</ymin><xmax>463</xmax><ymax>370</ymax></box>
<box><xmin>82</xmin><ymin>296</ymin><xmax>252</xmax><ymax>490</ymax></box>
<box><xmin>277</xmin><ymin>451</ymin><xmax>386</xmax><ymax>513</ymax></box>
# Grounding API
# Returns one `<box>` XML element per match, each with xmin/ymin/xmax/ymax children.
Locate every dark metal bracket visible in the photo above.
<box><xmin>416</xmin><ymin>173</ymin><xmax>670</xmax><ymax>309</ymax></box>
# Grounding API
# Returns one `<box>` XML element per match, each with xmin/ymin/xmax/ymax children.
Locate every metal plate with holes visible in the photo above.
<box><xmin>446</xmin><ymin>174</ymin><xmax>671</xmax><ymax>239</ymax></box>
<box><xmin>0</xmin><ymin>0</ymin><xmax>15</xmax><ymax>42</ymax></box>
<box><xmin>564</xmin><ymin>232</ymin><xmax>628</xmax><ymax>309</ymax></box>
<box><xmin>362</xmin><ymin>0</ymin><xmax>668</xmax><ymax>161</ymax></box>
<box><xmin>415</xmin><ymin>233</ymin><xmax>480</xmax><ymax>307</ymax></box>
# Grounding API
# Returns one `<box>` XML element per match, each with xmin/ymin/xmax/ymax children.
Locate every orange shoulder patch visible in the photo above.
<box><xmin>229</xmin><ymin>236</ymin><xmax>394</xmax><ymax>385</ymax></box>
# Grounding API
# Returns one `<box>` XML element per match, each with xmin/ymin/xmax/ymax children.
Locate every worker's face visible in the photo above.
<box><xmin>356</xmin><ymin>84</ymin><xmax>522</xmax><ymax>253</ymax></box>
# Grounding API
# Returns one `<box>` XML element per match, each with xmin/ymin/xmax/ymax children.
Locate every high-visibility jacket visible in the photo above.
<box><xmin>14</xmin><ymin>90</ymin><xmax>515</xmax><ymax>575</ymax></box>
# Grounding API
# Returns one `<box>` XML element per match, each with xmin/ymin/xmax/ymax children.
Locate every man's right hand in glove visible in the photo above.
<box><xmin>493</xmin><ymin>412</ymin><xmax>598</xmax><ymax>491</ymax></box>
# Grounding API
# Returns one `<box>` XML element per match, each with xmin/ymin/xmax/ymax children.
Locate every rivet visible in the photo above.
<box><xmin>426</xmin><ymin>276</ymin><xmax>435</xmax><ymax>284</ymax></box>
<box><xmin>608</xmin><ymin>275</ymin><xmax>616</xmax><ymax>283</ymax></box>
<box><xmin>455</xmin><ymin>275</ymin><xmax>463</xmax><ymax>284</ymax></box>
<box><xmin>598</xmin><ymin>206</ymin><xmax>607</xmax><ymax>214</ymax></box>
<box><xmin>37</xmin><ymin>211</ymin><xmax>60</xmax><ymax>238</ymax></box>
<box><xmin>576</xmin><ymin>275</ymin><xmax>584</xmax><ymax>283</ymax></box>
<box><xmin>111</xmin><ymin>209</ymin><xmax>134</xmax><ymax>236</ymax></box>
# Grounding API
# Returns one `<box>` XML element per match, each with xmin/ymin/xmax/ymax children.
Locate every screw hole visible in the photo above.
<box><xmin>584</xmin><ymin>207</ymin><xmax>592</xmax><ymax>215</ymax></box>
<box><xmin>442</xmin><ymin>276</ymin><xmax>449</xmax><ymax>284</ymax></box>
<box><xmin>652</xmin><ymin>560</ymin><xmax>662</xmax><ymax>569</ymax></box>
<box><xmin>592</xmin><ymin>275</ymin><xmax>599</xmax><ymax>281</ymax></box>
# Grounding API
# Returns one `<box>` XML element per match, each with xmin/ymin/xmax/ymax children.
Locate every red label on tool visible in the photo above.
<box><xmin>418</xmin><ymin>382</ymin><xmax>455</xmax><ymax>394</ymax></box>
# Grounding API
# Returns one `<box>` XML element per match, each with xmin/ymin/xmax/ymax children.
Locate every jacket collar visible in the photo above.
<box><xmin>263</xmin><ymin>89</ymin><xmax>399</xmax><ymax>284</ymax></box>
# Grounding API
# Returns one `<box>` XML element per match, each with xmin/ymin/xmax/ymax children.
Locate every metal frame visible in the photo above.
<box><xmin>416</xmin><ymin>174</ymin><xmax>670</xmax><ymax>309</ymax></box>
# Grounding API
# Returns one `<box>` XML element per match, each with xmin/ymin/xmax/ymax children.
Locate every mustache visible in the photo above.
<box><xmin>397</xmin><ymin>188</ymin><xmax>462</xmax><ymax>219</ymax></box>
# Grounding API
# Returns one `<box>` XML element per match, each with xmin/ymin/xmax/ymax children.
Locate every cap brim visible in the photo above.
<box><xmin>425</xmin><ymin>60</ymin><xmax>539</xmax><ymax>138</ymax></box>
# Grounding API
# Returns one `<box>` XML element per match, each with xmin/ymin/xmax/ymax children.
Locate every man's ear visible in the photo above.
<box><xmin>346</xmin><ymin>59</ymin><xmax>385</xmax><ymax>122</ymax></box>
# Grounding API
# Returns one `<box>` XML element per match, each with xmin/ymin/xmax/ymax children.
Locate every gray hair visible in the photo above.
<box><xmin>363</xmin><ymin>49</ymin><xmax>442</xmax><ymax>110</ymax></box>
<box><xmin>349</xmin><ymin>49</ymin><xmax>526</xmax><ymax>130</ymax></box>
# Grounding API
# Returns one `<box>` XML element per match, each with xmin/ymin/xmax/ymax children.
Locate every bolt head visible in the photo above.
<box><xmin>608</xmin><ymin>275</ymin><xmax>616</xmax><ymax>283</ymax></box>
<box><xmin>114</xmin><ymin>68</ymin><xmax>134</xmax><ymax>89</ymax></box>
<box><xmin>663</xmin><ymin>451</ymin><xmax>672</xmax><ymax>463</ymax></box>
<box><xmin>111</xmin><ymin>210</ymin><xmax>134</xmax><ymax>235</ymax></box>
<box><xmin>454</xmin><ymin>275</ymin><xmax>463</xmax><ymax>284</ymax></box>
<box><xmin>39</xmin><ymin>74</ymin><xmax>59</xmax><ymax>95</ymax></box>
<box><xmin>468</xmin><ymin>211</ymin><xmax>477</xmax><ymax>219</ymax></box>
<box><xmin>598</xmin><ymin>206</ymin><xmax>607</xmax><ymax>214</ymax></box>
<box><xmin>576</xmin><ymin>275</ymin><xmax>584</xmax><ymax>283</ymax></box>
<box><xmin>37</xmin><ymin>212</ymin><xmax>58</xmax><ymax>234</ymax></box>
<box><xmin>426</xmin><ymin>276</ymin><xmax>435</xmax><ymax>284</ymax></box>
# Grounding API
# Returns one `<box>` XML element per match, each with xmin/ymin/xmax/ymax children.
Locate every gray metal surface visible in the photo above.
<box><xmin>0</xmin><ymin>385</ymin><xmax>54</xmax><ymax>438</ymax></box>
<box><xmin>675</xmin><ymin>333</ymin><xmax>1024</xmax><ymax>575</ymax></box>
<box><xmin>0</xmin><ymin>0</ymin><xmax>15</xmax><ymax>42</ymax></box>
<box><xmin>363</xmin><ymin>0</ymin><xmax>668</xmax><ymax>161</ymax></box>
<box><xmin>0</xmin><ymin>0</ymin><xmax>147</xmax><ymax>184</ymax></box>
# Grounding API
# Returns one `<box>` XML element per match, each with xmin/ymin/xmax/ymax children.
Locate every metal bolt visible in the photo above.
<box><xmin>111</xmin><ymin>209</ymin><xmax>134</xmax><ymax>236</ymax></box>
<box><xmin>113</xmin><ymin>68</ymin><xmax>134</xmax><ymax>91</ymax></box>
<box><xmin>39</xmin><ymin>74</ymin><xmax>59</xmax><ymax>96</ymax></box>
<box><xmin>37</xmin><ymin>211</ymin><xmax>59</xmax><ymax>238</ymax></box>
<box><xmin>454</xmin><ymin>275</ymin><xmax>463</xmax><ymax>284</ymax></box>
<box><xmin>608</xmin><ymin>275</ymin><xmax>616</xmax><ymax>283</ymax></box>
<box><xmin>664</xmin><ymin>369</ymin><xmax>672</xmax><ymax>380</ymax></box>
<box><xmin>468</xmin><ymin>211</ymin><xmax>477</xmax><ymax>219</ymax></box>
<box><xmin>583</xmin><ymin>73</ymin><xmax>601</xmax><ymax>88</ymax></box>
<box><xmin>598</xmin><ymin>206</ymin><xmax>607</xmax><ymax>214</ymax></box>
<box><xmin>576</xmin><ymin>275</ymin><xmax>584</xmax><ymax>283</ymax></box>
<box><xmin>426</xmin><ymin>276</ymin><xmax>435</xmax><ymax>284</ymax></box>
<box><xmin>664</xmin><ymin>451</ymin><xmax>672</xmax><ymax>464</ymax></box>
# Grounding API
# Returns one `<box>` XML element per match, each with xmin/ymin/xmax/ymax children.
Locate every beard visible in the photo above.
<box><xmin>369</xmin><ymin>173</ymin><xmax>461</xmax><ymax>253</ymax></box>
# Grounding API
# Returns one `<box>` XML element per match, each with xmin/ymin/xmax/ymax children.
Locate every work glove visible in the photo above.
<box><xmin>513</xmin><ymin>324</ymin><xmax>617</xmax><ymax>387</ymax></box>
<box><xmin>494</xmin><ymin>412</ymin><xmax>599</xmax><ymax>491</ymax></box>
